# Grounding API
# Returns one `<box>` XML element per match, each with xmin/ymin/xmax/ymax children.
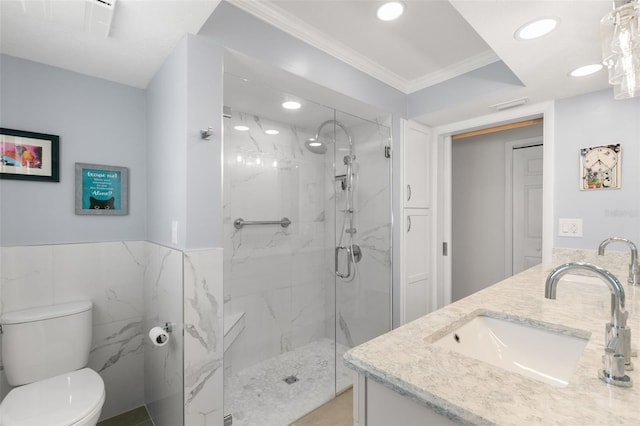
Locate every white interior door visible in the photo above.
<box><xmin>437</xmin><ymin>104</ymin><xmax>554</xmax><ymax>307</ymax></box>
<box><xmin>512</xmin><ymin>145</ymin><xmax>543</xmax><ymax>274</ymax></box>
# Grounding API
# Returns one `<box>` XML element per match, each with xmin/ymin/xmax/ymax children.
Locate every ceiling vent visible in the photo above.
<box><xmin>20</xmin><ymin>0</ymin><xmax>116</xmax><ymax>38</ymax></box>
<box><xmin>489</xmin><ymin>97</ymin><xmax>529</xmax><ymax>111</ymax></box>
<box><xmin>84</xmin><ymin>0</ymin><xmax>117</xmax><ymax>38</ymax></box>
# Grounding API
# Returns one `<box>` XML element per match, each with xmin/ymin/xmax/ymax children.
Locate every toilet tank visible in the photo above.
<box><xmin>0</xmin><ymin>301</ymin><xmax>93</xmax><ymax>386</ymax></box>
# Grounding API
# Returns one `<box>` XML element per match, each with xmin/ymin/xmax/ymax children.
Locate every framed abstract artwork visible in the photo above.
<box><xmin>0</xmin><ymin>128</ymin><xmax>60</xmax><ymax>182</ymax></box>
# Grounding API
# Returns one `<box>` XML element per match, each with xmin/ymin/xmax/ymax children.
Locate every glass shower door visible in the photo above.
<box><xmin>223</xmin><ymin>65</ymin><xmax>392</xmax><ymax>424</ymax></box>
<box><xmin>331</xmin><ymin>110</ymin><xmax>392</xmax><ymax>393</ymax></box>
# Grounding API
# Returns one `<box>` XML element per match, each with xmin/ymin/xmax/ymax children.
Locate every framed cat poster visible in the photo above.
<box><xmin>75</xmin><ymin>163</ymin><xmax>129</xmax><ymax>215</ymax></box>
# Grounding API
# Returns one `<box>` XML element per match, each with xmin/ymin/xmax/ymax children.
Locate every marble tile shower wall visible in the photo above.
<box><xmin>223</xmin><ymin>112</ymin><xmax>328</xmax><ymax>376</ymax></box>
<box><xmin>324</xmin><ymin>119</ymin><xmax>392</xmax><ymax>351</ymax></box>
<box><xmin>183</xmin><ymin>249</ymin><xmax>223</xmax><ymax>426</ymax></box>
<box><xmin>1</xmin><ymin>242</ymin><xmax>223</xmax><ymax>425</ymax></box>
<box><xmin>144</xmin><ymin>243</ymin><xmax>184</xmax><ymax>426</ymax></box>
<box><xmin>0</xmin><ymin>242</ymin><xmax>146</xmax><ymax>420</ymax></box>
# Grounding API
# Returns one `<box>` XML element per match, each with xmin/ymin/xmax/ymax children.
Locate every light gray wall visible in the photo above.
<box><xmin>185</xmin><ymin>36</ymin><xmax>223</xmax><ymax>249</ymax></box>
<box><xmin>0</xmin><ymin>55</ymin><xmax>147</xmax><ymax>246</ymax></box>
<box><xmin>554</xmin><ymin>90</ymin><xmax>640</xmax><ymax>249</ymax></box>
<box><xmin>452</xmin><ymin>123</ymin><xmax>543</xmax><ymax>301</ymax></box>
<box><xmin>145</xmin><ymin>40</ymin><xmax>188</xmax><ymax>248</ymax></box>
<box><xmin>146</xmin><ymin>34</ymin><xmax>223</xmax><ymax>250</ymax></box>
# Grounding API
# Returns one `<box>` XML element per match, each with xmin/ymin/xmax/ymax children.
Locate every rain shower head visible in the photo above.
<box><xmin>305</xmin><ymin>138</ymin><xmax>327</xmax><ymax>154</ymax></box>
<box><xmin>305</xmin><ymin>119</ymin><xmax>353</xmax><ymax>155</ymax></box>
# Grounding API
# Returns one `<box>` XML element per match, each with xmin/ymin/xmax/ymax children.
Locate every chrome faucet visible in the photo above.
<box><xmin>598</xmin><ymin>237</ymin><xmax>640</xmax><ymax>286</ymax></box>
<box><xmin>545</xmin><ymin>262</ymin><xmax>632</xmax><ymax>387</ymax></box>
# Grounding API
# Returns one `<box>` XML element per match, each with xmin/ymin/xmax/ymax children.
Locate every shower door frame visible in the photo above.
<box><xmin>329</xmin><ymin>110</ymin><xmax>394</xmax><ymax>396</ymax></box>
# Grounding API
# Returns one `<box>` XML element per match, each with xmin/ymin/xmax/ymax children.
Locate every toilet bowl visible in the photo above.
<box><xmin>0</xmin><ymin>368</ymin><xmax>105</xmax><ymax>426</ymax></box>
<box><xmin>0</xmin><ymin>301</ymin><xmax>106</xmax><ymax>426</ymax></box>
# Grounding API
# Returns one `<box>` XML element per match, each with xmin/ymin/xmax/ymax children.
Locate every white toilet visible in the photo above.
<box><xmin>0</xmin><ymin>301</ymin><xmax>105</xmax><ymax>426</ymax></box>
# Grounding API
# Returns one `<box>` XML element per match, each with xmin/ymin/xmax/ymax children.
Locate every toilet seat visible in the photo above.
<box><xmin>0</xmin><ymin>368</ymin><xmax>105</xmax><ymax>426</ymax></box>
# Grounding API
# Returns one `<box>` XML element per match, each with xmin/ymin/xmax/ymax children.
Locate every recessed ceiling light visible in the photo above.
<box><xmin>265</xmin><ymin>129</ymin><xmax>279</xmax><ymax>135</ymax></box>
<box><xmin>309</xmin><ymin>141</ymin><xmax>322</xmax><ymax>147</ymax></box>
<box><xmin>515</xmin><ymin>18</ymin><xmax>559</xmax><ymax>40</ymax></box>
<box><xmin>569</xmin><ymin>64</ymin><xmax>603</xmax><ymax>77</ymax></box>
<box><xmin>234</xmin><ymin>125</ymin><xmax>249</xmax><ymax>131</ymax></box>
<box><xmin>282</xmin><ymin>101</ymin><xmax>301</xmax><ymax>110</ymax></box>
<box><xmin>377</xmin><ymin>2</ymin><xmax>404</xmax><ymax>21</ymax></box>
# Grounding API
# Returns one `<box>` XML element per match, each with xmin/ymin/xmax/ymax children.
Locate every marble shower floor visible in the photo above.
<box><xmin>224</xmin><ymin>339</ymin><xmax>352</xmax><ymax>426</ymax></box>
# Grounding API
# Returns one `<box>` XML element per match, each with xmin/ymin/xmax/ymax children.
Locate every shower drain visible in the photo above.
<box><xmin>283</xmin><ymin>375</ymin><xmax>299</xmax><ymax>385</ymax></box>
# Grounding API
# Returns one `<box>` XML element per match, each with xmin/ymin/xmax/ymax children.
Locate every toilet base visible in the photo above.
<box><xmin>71</xmin><ymin>390</ymin><xmax>105</xmax><ymax>426</ymax></box>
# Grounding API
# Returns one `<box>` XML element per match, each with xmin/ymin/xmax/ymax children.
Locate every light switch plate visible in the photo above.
<box><xmin>171</xmin><ymin>220</ymin><xmax>178</xmax><ymax>244</ymax></box>
<box><xmin>558</xmin><ymin>218</ymin><xmax>583</xmax><ymax>237</ymax></box>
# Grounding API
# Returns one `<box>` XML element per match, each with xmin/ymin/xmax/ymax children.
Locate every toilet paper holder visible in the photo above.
<box><xmin>149</xmin><ymin>322</ymin><xmax>175</xmax><ymax>347</ymax></box>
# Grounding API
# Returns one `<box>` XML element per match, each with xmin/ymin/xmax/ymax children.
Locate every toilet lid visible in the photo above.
<box><xmin>0</xmin><ymin>368</ymin><xmax>105</xmax><ymax>426</ymax></box>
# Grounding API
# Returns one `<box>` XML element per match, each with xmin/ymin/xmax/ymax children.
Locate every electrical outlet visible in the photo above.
<box><xmin>558</xmin><ymin>218</ymin><xmax>583</xmax><ymax>237</ymax></box>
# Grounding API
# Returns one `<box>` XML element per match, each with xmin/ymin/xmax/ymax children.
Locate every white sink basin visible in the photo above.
<box><xmin>430</xmin><ymin>312</ymin><xmax>589</xmax><ymax>387</ymax></box>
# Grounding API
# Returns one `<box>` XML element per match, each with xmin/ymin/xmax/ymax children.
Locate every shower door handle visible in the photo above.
<box><xmin>335</xmin><ymin>245</ymin><xmax>362</xmax><ymax>280</ymax></box>
<box><xmin>335</xmin><ymin>246</ymin><xmax>351</xmax><ymax>279</ymax></box>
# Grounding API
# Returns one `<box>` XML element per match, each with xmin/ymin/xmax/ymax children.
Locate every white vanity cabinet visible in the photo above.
<box><xmin>403</xmin><ymin>208</ymin><xmax>431</xmax><ymax>323</ymax></box>
<box><xmin>400</xmin><ymin>120</ymin><xmax>435</xmax><ymax>324</ymax></box>
<box><xmin>352</xmin><ymin>373</ymin><xmax>456</xmax><ymax>426</ymax></box>
<box><xmin>403</xmin><ymin>121</ymin><xmax>431</xmax><ymax>208</ymax></box>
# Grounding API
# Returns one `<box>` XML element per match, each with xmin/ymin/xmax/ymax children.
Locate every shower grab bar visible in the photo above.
<box><xmin>234</xmin><ymin>217</ymin><xmax>291</xmax><ymax>230</ymax></box>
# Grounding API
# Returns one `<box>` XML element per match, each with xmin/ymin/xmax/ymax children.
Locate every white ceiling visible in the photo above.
<box><xmin>0</xmin><ymin>0</ymin><xmax>221</xmax><ymax>89</ymax></box>
<box><xmin>236</xmin><ymin>0</ymin><xmax>499</xmax><ymax>92</ymax></box>
<box><xmin>0</xmin><ymin>0</ymin><xmax>616</xmax><ymax>126</ymax></box>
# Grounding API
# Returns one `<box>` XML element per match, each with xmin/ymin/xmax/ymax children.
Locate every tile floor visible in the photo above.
<box><xmin>96</xmin><ymin>392</ymin><xmax>352</xmax><ymax>426</ymax></box>
<box><xmin>290</xmin><ymin>388</ymin><xmax>353</xmax><ymax>426</ymax></box>
<box><xmin>224</xmin><ymin>338</ymin><xmax>352</xmax><ymax>426</ymax></box>
<box><xmin>98</xmin><ymin>339</ymin><xmax>353</xmax><ymax>426</ymax></box>
<box><xmin>97</xmin><ymin>406</ymin><xmax>152</xmax><ymax>426</ymax></box>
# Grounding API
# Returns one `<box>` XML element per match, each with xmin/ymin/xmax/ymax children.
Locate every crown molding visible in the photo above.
<box><xmin>407</xmin><ymin>50</ymin><xmax>500</xmax><ymax>93</ymax></box>
<box><xmin>228</xmin><ymin>0</ymin><xmax>500</xmax><ymax>94</ymax></box>
<box><xmin>228</xmin><ymin>0</ymin><xmax>411</xmax><ymax>92</ymax></box>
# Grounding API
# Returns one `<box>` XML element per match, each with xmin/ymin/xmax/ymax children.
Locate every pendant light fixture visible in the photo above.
<box><xmin>601</xmin><ymin>0</ymin><xmax>640</xmax><ymax>99</ymax></box>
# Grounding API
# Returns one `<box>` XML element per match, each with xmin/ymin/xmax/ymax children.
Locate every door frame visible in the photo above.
<box><xmin>434</xmin><ymin>101</ymin><xmax>555</xmax><ymax>306</ymax></box>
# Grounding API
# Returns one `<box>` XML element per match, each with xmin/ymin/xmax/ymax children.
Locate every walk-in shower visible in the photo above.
<box><xmin>222</xmin><ymin>60</ymin><xmax>391</xmax><ymax>425</ymax></box>
<box><xmin>311</xmin><ymin>120</ymin><xmax>362</xmax><ymax>283</ymax></box>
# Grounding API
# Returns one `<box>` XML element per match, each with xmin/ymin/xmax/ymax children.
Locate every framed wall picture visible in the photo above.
<box><xmin>0</xmin><ymin>128</ymin><xmax>60</xmax><ymax>182</ymax></box>
<box><xmin>75</xmin><ymin>163</ymin><xmax>129</xmax><ymax>215</ymax></box>
<box><xmin>580</xmin><ymin>144</ymin><xmax>621</xmax><ymax>190</ymax></box>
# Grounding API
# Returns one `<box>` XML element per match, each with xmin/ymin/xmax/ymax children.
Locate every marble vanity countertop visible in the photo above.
<box><xmin>344</xmin><ymin>263</ymin><xmax>640</xmax><ymax>425</ymax></box>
